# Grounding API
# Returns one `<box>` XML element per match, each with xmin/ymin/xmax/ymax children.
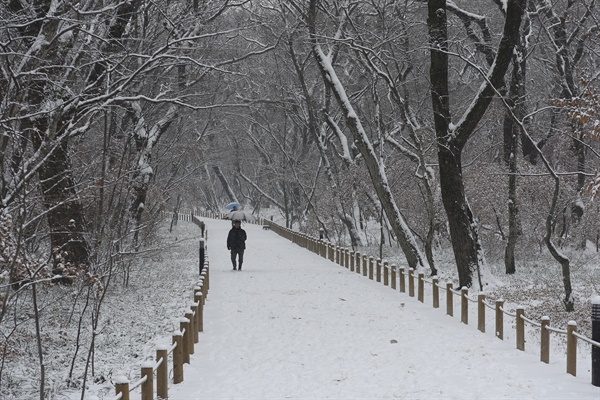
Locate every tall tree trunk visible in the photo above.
<box><xmin>213</xmin><ymin>165</ymin><xmax>239</xmax><ymax>204</ymax></box>
<box><xmin>38</xmin><ymin>140</ymin><xmax>90</xmax><ymax>270</ymax></box>
<box><xmin>503</xmin><ymin>26</ymin><xmax>528</xmax><ymax>274</ymax></box>
<box><xmin>544</xmin><ymin>179</ymin><xmax>574</xmax><ymax>311</ymax></box>
<box><xmin>428</xmin><ymin>0</ymin><xmax>525</xmax><ymax>289</ymax></box>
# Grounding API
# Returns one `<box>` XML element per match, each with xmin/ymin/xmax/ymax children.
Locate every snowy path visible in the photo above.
<box><xmin>169</xmin><ymin>218</ymin><xmax>599</xmax><ymax>400</ymax></box>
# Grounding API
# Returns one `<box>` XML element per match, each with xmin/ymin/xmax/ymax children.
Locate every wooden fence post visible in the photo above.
<box><xmin>362</xmin><ymin>255</ymin><xmax>368</xmax><ymax>277</ymax></box>
<box><xmin>461</xmin><ymin>287</ymin><xmax>468</xmax><ymax>325</ymax></box>
<box><xmin>369</xmin><ymin>257</ymin><xmax>374</xmax><ymax>280</ymax></box>
<box><xmin>201</xmin><ymin>271</ymin><xmax>208</xmax><ymax>301</ymax></box>
<box><xmin>391</xmin><ymin>265</ymin><xmax>397</xmax><ymax>290</ymax></box>
<box><xmin>418</xmin><ymin>273</ymin><xmax>424</xmax><ymax>303</ymax></box>
<box><xmin>350</xmin><ymin>251</ymin><xmax>355</xmax><ymax>272</ymax></box>
<box><xmin>345</xmin><ymin>249</ymin><xmax>349</xmax><ymax>268</ymax></box>
<box><xmin>376</xmin><ymin>259</ymin><xmax>381</xmax><ymax>282</ymax></box>
<box><xmin>185</xmin><ymin>310</ymin><xmax>195</xmax><ymax>354</ymax></box>
<box><xmin>408</xmin><ymin>269</ymin><xmax>415</xmax><ymax>297</ymax></box>
<box><xmin>477</xmin><ymin>293</ymin><xmax>485</xmax><ymax>333</ymax></box>
<box><xmin>156</xmin><ymin>347</ymin><xmax>168</xmax><ymax>400</ymax></box>
<box><xmin>197</xmin><ymin>278</ymin><xmax>205</xmax><ymax>306</ymax></box>
<box><xmin>172</xmin><ymin>331</ymin><xmax>184</xmax><ymax>384</ymax></box>
<box><xmin>141</xmin><ymin>362</ymin><xmax>153</xmax><ymax>400</ymax></box>
<box><xmin>496</xmin><ymin>299</ymin><xmax>504</xmax><ymax>340</ymax></box>
<box><xmin>399</xmin><ymin>268</ymin><xmax>406</xmax><ymax>293</ymax></box>
<box><xmin>195</xmin><ymin>291</ymin><xmax>204</xmax><ymax>333</ymax></box>
<box><xmin>205</xmin><ymin>264</ymin><xmax>210</xmax><ymax>292</ymax></box>
<box><xmin>567</xmin><ymin>321</ymin><xmax>577</xmax><ymax>376</ymax></box>
<box><xmin>432</xmin><ymin>277</ymin><xmax>439</xmax><ymax>309</ymax></box>
<box><xmin>115</xmin><ymin>377</ymin><xmax>130</xmax><ymax>400</ymax></box>
<box><xmin>446</xmin><ymin>282</ymin><xmax>453</xmax><ymax>316</ymax></box>
<box><xmin>516</xmin><ymin>307</ymin><xmax>525</xmax><ymax>351</ymax></box>
<box><xmin>383</xmin><ymin>261</ymin><xmax>389</xmax><ymax>286</ymax></box>
<box><xmin>179</xmin><ymin>317</ymin><xmax>190</xmax><ymax>364</ymax></box>
<box><xmin>540</xmin><ymin>317</ymin><xmax>550</xmax><ymax>364</ymax></box>
<box><xmin>355</xmin><ymin>252</ymin><xmax>361</xmax><ymax>274</ymax></box>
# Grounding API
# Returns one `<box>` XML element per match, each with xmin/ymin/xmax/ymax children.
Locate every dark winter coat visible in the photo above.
<box><xmin>227</xmin><ymin>227</ymin><xmax>247</xmax><ymax>250</ymax></box>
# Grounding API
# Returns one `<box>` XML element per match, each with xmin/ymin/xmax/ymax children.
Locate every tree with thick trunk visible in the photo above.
<box><xmin>428</xmin><ymin>0</ymin><xmax>525</xmax><ymax>288</ymax></box>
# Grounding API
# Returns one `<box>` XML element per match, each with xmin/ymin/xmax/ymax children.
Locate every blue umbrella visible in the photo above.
<box><xmin>225</xmin><ymin>202</ymin><xmax>240</xmax><ymax>210</ymax></box>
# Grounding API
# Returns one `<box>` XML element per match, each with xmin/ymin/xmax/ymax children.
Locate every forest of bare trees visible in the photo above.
<box><xmin>1</xmin><ymin>0</ymin><xmax>599</xmax><ymax>398</ymax></box>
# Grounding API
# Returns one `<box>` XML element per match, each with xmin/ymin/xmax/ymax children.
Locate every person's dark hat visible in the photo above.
<box><xmin>233</xmin><ymin>219</ymin><xmax>241</xmax><ymax>224</ymax></box>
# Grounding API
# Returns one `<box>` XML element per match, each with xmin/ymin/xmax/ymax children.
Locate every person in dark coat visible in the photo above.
<box><xmin>227</xmin><ymin>220</ymin><xmax>247</xmax><ymax>270</ymax></box>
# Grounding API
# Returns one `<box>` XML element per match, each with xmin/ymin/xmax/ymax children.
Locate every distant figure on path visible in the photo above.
<box><xmin>227</xmin><ymin>220</ymin><xmax>247</xmax><ymax>271</ymax></box>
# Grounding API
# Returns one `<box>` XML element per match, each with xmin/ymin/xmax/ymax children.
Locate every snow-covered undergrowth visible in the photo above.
<box><xmin>1</xmin><ymin>220</ymin><xmax>203</xmax><ymax>399</ymax></box>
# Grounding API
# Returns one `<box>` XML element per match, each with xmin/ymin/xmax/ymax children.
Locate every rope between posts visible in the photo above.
<box><xmin>499</xmin><ymin>306</ymin><xmax>516</xmax><ymax>318</ymax></box>
<box><xmin>545</xmin><ymin>325</ymin><xmax>568</xmax><ymax>334</ymax></box>
<box><xmin>520</xmin><ymin>313</ymin><xmax>542</xmax><ymax>328</ymax></box>
<box><xmin>153</xmin><ymin>356</ymin><xmax>164</xmax><ymax>373</ymax></box>
<box><xmin>573</xmin><ymin>331</ymin><xmax>600</xmax><ymax>347</ymax></box>
<box><xmin>465</xmin><ymin>293</ymin><xmax>478</xmax><ymax>303</ymax></box>
<box><xmin>170</xmin><ymin>341</ymin><xmax>178</xmax><ymax>352</ymax></box>
<box><xmin>482</xmin><ymin>299</ymin><xmax>496</xmax><ymax>310</ymax></box>
<box><xmin>449</xmin><ymin>287</ymin><xmax>461</xmax><ymax>295</ymax></box>
<box><xmin>129</xmin><ymin>375</ymin><xmax>148</xmax><ymax>392</ymax></box>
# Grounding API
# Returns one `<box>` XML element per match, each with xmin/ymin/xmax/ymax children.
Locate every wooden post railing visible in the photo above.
<box><xmin>516</xmin><ymin>307</ymin><xmax>525</xmax><ymax>351</ymax></box>
<box><xmin>156</xmin><ymin>347</ymin><xmax>168</xmax><ymax>399</ymax></box>
<box><xmin>541</xmin><ymin>317</ymin><xmax>550</xmax><ymax>364</ymax></box>
<box><xmin>383</xmin><ymin>261</ymin><xmax>389</xmax><ymax>286</ymax></box>
<box><xmin>496</xmin><ymin>299</ymin><xmax>504</xmax><ymax>340</ymax></box>
<box><xmin>478</xmin><ymin>293</ymin><xmax>485</xmax><ymax>333</ymax></box>
<box><xmin>446</xmin><ymin>282</ymin><xmax>453</xmax><ymax>317</ymax></box>
<box><xmin>461</xmin><ymin>287</ymin><xmax>468</xmax><ymax>325</ymax></box>
<box><xmin>432</xmin><ymin>277</ymin><xmax>439</xmax><ymax>309</ymax></box>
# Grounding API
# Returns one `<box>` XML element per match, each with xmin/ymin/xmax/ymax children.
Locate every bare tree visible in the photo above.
<box><xmin>428</xmin><ymin>0</ymin><xmax>525</xmax><ymax>289</ymax></box>
<box><xmin>305</xmin><ymin>0</ymin><xmax>427</xmax><ymax>270</ymax></box>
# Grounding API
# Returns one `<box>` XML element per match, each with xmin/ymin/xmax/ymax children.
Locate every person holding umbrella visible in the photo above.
<box><xmin>227</xmin><ymin>219</ymin><xmax>247</xmax><ymax>271</ymax></box>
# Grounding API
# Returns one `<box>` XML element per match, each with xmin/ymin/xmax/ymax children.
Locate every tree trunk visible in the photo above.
<box><xmin>36</xmin><ymin>138</ymin><xmax>90</xmax><ymax>271</ymax></box>
<box><xmin>545</xmin><ymin>181</ymin><xmax>574</xmax><ymax>311</ymax></box>
<box><xmin>213</xmin><ymin>165</ymin><xmax>238</xmax><ymax>203</ymax></box>
<box><xmin>428</xmin><ymin>0</ymin><xmax>525</xmax><ymax>289</ymax></box>
<box><xmin>437</xmin><ymin>146</ymin><xmax>483</xmax><ymax>288</ymax></box>
<box><xmin>503</xmin><ymin>35</ymin><xmax>527</xmax><ymax>274</ymax></box>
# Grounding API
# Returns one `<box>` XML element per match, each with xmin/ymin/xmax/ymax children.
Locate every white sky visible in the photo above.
<box><xmin>166</xmin><ymin>218</ymin><xmax>600</xmax><ymax>400</ymax></box>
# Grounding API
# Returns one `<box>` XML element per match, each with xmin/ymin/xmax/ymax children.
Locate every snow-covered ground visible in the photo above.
<box><xmin>162</xmin><ymin>217</ymin><xmax>599</xmax><ymax>400</ymax></box>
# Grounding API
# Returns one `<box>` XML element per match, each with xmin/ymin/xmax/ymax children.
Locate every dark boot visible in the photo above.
<box><xmin>238</xmin><ymin>263</ymin><xmax>242</xmax><ymax>271</ymax></box>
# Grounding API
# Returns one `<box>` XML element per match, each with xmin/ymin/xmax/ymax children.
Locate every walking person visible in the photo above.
<box><xmin>227</xmin><ymin>219</ymin><xmax>247</xmax><ymax>271</ymax></box>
